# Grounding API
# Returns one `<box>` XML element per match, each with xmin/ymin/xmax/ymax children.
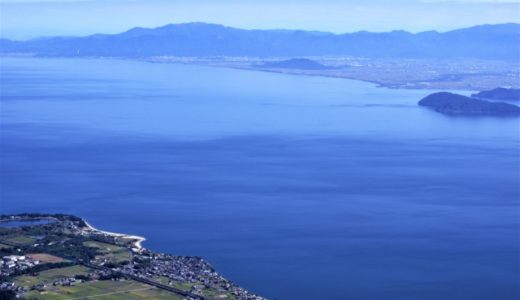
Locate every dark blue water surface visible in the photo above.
<box><xmin>0</xmin><ymin>219</ymin><xmax>54</xmax><ymax>228</ymax></box>
<box><xmin>1</xmin><ymin>57</ymin><xmax>519</xmax><ymax>299</ymax></box>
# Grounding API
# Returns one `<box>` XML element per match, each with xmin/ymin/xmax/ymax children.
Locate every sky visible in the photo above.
<box><xmin>0</xmin><ymin>0</ymin><xmax>519</xmax><ymax>40</ymax></box>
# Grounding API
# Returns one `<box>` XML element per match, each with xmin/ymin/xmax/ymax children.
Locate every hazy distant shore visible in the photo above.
<box><xmin>149</xmin><ymin>57</ymin><xmax>519</xmax><ymax>91</ymax></box>
<box><xmin>2</xmin><ymin>54</ymin><xmax>518</xmax><ymax>91</ymax></box>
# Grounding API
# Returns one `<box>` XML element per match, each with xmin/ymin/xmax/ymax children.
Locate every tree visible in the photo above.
<box><xmin>0</xmin><ymin>290</ymin><xmax>16</xmax><ymax>300</ymax></box>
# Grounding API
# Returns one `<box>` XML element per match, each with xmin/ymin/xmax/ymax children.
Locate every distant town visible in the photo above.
<box><xmin>146</xmin><ymin>56</ymin><xmax>520</xmax><ymax>91</ymax></box>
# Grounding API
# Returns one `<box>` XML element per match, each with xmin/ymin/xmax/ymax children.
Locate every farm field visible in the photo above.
<box><xmin>26</xmin><ymin>253</ymin><xmax>65</xmax><ymax>264</ymax></box>
<box><xmin>83</xmin><ymin>241</ymin><xmax>131</xmax><ymax>263</ymax></box>
<box><xmin>24</xmin><ymin>279</ymin><xmax>183</xmax><ymax>300</ymax></box>
<box><xmin>14</xmin><ymin>265</ymin><xmax>92</xmax><ymax>288</ymax></box>
<box><xmin>2</xmin><ymin>235</ymin><xmax>36</xmax><ymax>246</ymax></box>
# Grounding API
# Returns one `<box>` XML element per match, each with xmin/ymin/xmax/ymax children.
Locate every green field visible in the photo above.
<box><xmin>0</xmin><ymin>242</ymin><xmax>12</xmax><ymax>249</ymax></box>
<box><xmin>83</xmin><ymin>241</ymin><xmax>131</xmax><ymax>263</ymax></box>
<box><xmin>1</xmin><ymin>234</ymin><xmax>36</xmax><ymax>245</ymax></box>
<box><xmin>15</xmin><ymin>265</ymin><xmax>92</xmax><ymax>288</ymax></box>
<box><xmin>155</xmin><ymin>276</ymin><xmax>197</xmax><ymax>292</ymax></box>
<box><xmin>24</xmin><ymin>279</ymin><xmax>183</xmax><ymax>300</ymax></box>
<box><xmin>201</xmin><ymin>288</ymin><xmax>238</xmax><ymax>300</ymax></box>
<box><xmin>154</xmin><ymin>277</ymin><xmax>236</xmax><ymax>299</ymax></box>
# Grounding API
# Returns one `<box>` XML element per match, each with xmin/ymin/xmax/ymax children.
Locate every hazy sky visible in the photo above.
<box><xmin>1</xmin><ymin>0</ymin><xmax>519</xmax><ymax>40</ymax></box>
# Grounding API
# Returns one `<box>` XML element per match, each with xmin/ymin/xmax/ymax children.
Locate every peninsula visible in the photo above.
<box><xmin>0</xmin><ymin>214</ymin><xmax>264</xmax><ymax>300</ymax></box>
<box><xmin>471</xmin><ymin>88</ymin><xmax>520</xmax><ymax>101</ymax></box>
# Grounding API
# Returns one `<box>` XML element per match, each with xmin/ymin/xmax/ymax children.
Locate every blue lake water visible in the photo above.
<box><xmin>1</xmin><ymin>57</ymin><xmax>519</xmax><ymax>299</ymax></box>
<box><xmin>0</xmin><ymin>219</ymin><xmax>54</xmax><ymax>228</ymax></box>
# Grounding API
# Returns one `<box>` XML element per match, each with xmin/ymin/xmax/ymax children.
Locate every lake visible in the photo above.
<box><xmin>0</xmin><ymin>219</ymin><xmax>55</xmax><ymax>228</ymax></box>
<box><xmin>1</xmin><ymin>57</ymin><xmax>519</xmax><ymax>299</ymax></box>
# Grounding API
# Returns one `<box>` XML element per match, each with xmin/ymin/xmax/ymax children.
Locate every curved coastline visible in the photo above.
<box><xmin>83</xmin><ymin>220</ymin><xmax>146</xmax><ymax>250</ymax></box>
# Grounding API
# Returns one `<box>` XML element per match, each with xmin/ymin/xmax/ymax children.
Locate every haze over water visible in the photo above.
<box><xmin>1</xmin><ymin>57</ymin><xmax>519</xmax><ymax>299</ymax></box>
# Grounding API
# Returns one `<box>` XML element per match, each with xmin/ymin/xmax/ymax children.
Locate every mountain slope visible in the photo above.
<box><xmin>1</xmin><ymin>22</ymin><xmax>519</xmax><ymax>60</ymax></box>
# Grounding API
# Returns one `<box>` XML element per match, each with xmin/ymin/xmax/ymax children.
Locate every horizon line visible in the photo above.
<box><xmin>2</xmin><ymin>21</ymin><xmax>519</xmax><ymax>42</ymax></box>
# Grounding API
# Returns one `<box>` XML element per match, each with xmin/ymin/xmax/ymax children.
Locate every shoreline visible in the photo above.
<box><xmin>0</xmin><ymin>215</ymin><xmax>146</xmax><ymax>250</ymax></box>
<box><xmin>2</xmin><ymin>54</ymin><xmax>516</xmax><ymax>91</ymax></box>
<box><xmin>83</xmin><ymin>220</ymin><xmax>146</xmax><ymax>250</ymax></box>
<box><xmin>1</xmin><ymin>213</ymin><xmax>265</xmax><ymax>299</ymax></box>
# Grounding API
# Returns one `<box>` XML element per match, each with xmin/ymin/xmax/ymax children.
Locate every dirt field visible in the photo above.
<box><xmin>27</xmin><ymin>253</ymin><xmax>65</xmax><ymax>263</ymax></box>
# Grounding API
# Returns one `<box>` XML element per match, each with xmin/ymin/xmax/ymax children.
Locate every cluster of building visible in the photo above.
<box><xmin>0</xmin><ymin>281</ymin><xmax>23</xmax><ymax>296</ymax></box>
<box><xmin>147</xmin><ymin>55</ymin><xmax>520</xmax><ymax>91</ymax></box>
<box><xmin>119</xmin><ymin>250</ymin><xmax>263</xmax><ymax>300</ymax></box>
<box><xmin>1</xmin><ymin>255</ymin><xmax>42</xmax><ymax>296</ymax></box>
<box><xmin>30</xmin><ymin>276</ymin><xmax>81</xmax><ymax>293</ymax></box>
<box><xmin>1</xmin><ymin>255</ymin><xmax>40</xmax><ymax>276</ymax></box>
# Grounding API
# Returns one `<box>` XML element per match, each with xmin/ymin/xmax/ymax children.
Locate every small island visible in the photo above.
<box><xmin>471</xmin><ymin>88</ymin><xmax>520</xmax><ymax>101</ymax></box>
<box><xmin>418</xmin><ymin>92</ymin><xmax>520</xmax><ymax>116</ymax></box>
<box><xmin>0</xmin><ymin>214</ymin><xmax>264</xmax><ymax>300</ymax></box>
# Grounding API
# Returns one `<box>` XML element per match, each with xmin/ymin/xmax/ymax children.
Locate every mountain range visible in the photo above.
<box><xmin>1</xmin><ymin>22</ymin><xmax>519</xmax><ymax>60</ymax></box>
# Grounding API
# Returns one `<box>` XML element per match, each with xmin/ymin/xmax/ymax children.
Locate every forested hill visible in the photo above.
<box><xmin>1</xmin><ymin>22</ymin><xmax>519</xmax><ymax>60</ymax></box>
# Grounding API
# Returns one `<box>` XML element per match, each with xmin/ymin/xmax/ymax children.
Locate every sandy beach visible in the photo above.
<box><xmin>83</xmin><ymin>220</ymin><xmax>146</xmax><ymax>250</ymax></box>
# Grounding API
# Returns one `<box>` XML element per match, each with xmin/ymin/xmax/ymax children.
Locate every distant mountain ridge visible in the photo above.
<box><xmin>1</xmin><ymin>22</ymin><xmax>519</xmax><ymax>60</ymax></box>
